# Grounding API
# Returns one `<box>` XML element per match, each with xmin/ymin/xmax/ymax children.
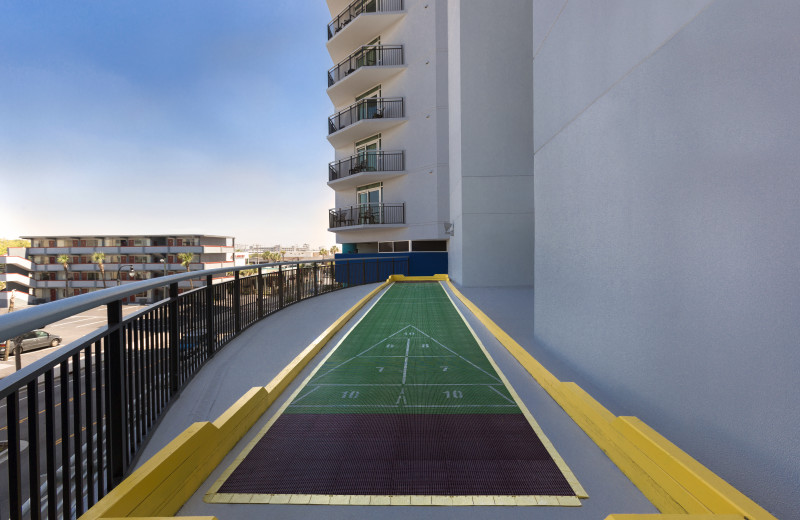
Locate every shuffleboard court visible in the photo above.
<box><xmin>207</xmin><ymin>281</ymin><xmax>585</xmax><ymax>504</ymax></box>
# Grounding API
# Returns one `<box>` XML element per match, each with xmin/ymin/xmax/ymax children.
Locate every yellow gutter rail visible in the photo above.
<box><xmin>80</xmin><ymin>280</ymin><xmax>391</xmax><ymax>520</ymax></box>
<box><xmin>445</xmin><ymin>280</ymin><xmax>779</xmax><ymax>520</ymax></box>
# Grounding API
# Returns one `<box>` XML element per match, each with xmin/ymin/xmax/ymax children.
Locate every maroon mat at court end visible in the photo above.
<box><xmin>218</xmin><ymin>413</ymin><xmax>576</xmax><ymax>496</ymax></box>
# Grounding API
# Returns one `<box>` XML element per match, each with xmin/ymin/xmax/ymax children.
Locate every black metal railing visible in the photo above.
<box><xmin>328</xmin><ymin>45</ymin><xmax>404</xmax><ymax>87</ymax></box>
<box><xmin>329</xmin><ymin>202</ymin><xmax>406</xmax><ymax>228</ymax></box>
<box><xmin>327</xmin><ymin>0</ymin><xmax>405</xmax><ymax>40</ymax></box>
<box><xmin>328</xmin><ymin>97</ymin><xmax>404</xmax><ymax>135</ymax></box>
<box><xmin>328</xmin><ymin>151</ymin><xmax>404</xmax><ymax>182</ymax></box>
<box><xmin>0</xmin><ymin>258</ymin><xmax>408</xmax><ymax>520</ymax></box>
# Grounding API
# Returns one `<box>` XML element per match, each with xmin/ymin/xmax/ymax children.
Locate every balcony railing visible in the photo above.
<box><xmin>0</xmin><ymin>258</ymin><xmax>408</xmax><ymax>520</ymax></box>
<box><xmin>329</xmin><ymin>150</ymin><xmax>404</xmax><ymax>181</ymax></box>
<box><xmin>328</xmin><ymin>97</ymin><xmax>404</xmax><ymax>135</ymax></box>
<box><xmin>329</xmin><ymin>202</ymin><xmax>406</xmax><ymax>228</ymax></box>
<box><xmin>327</xmin><ymin>0</ymin><xmax>405</xmax><ymax>40</ymax></box>
<box><xmin>328</xmin><ymin>45</ymin><xmax>404</xmax><ymax>87</ymax></box>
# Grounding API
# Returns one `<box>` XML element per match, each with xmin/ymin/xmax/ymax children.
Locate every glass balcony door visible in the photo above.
<box><xmin>357</xmin><ymin>183</ymin><xmax>382</xmax><ymax>224</ymax></box>
<box><xmin>356</xmin><ymin>136</ymin><xmax>380</xmax><ymax>172</ymax></box>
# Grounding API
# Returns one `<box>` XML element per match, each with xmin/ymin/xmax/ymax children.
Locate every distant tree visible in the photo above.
<box><xmin>280</xmin><ymin>250</ymin><xmax>286</xmax><ymax>261</ymax></box>
<box><xmin>92</xmin><ymin>251</ymin><xmax>107</xmax><ymax>288</ymax></box>
<box><xmin>0</xmin><ymin>238</ymin><xmax>31</xmax><ymax>256</ymax></box>
<box><xmin>319</xmin><ymin>248</ymin><xmax>329</xmax><ymax>258</ymax></box>
<box><xmin>330</xmin><ymin>245</ymin><xmax>339</xmax><ymax>255</ymax></box>
<box><xmin>57</xmin><ymin>254</ymin><xmax>70</xmax><ymax>299</ymax></box>
<box><xmin>178</xmin><ymin>252</ymin><xmax>195</xmax><ymax>289</ymax></box>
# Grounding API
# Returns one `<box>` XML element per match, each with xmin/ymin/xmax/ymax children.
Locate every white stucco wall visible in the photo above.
<box><xmin>448</xmin><ymin>0</ymin><xmax>534</xmax><ymax>287</ymax></box>
<box><xmin>533</xmin><ymin>1</ymin><xmax>800</xmax><ymax>517</ymax></box>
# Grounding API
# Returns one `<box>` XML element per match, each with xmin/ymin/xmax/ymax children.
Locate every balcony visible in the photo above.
<box><xmin>327</xmin><ymin>97</ymin><xmax>406</xmax><ymax>147</ymax></box>
<box><xmin>328</xmin><ymin>202</ymin><xmax>406</xmax><ymax>230</ymax></box>
<box><xmin>328</xmin><ymin>150</ymin><xmax>405</xmax><ymax>187</ymax></box>
<box><xmin>327</xmin><ymin>0</ymin><xmax>406</xmax><ymax>62</ymax></box>
<box><xmin>327</xmin><ymin>45</ymin><xmax>405</xmax><ymax>106</ymax></box>
<box><xmin>0</xmin><ymin>272</ymin><xmax>33</xmax><ymax>287</ymax></box>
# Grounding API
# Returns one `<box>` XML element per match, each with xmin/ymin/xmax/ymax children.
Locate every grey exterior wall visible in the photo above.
<box><xmin>448</xmin><ymin>0</ymin><xmax>534</xmax><ymax>287</ymax></box>
<box><xmin>532</xmin><ymin>1</ymin><xmax>800</xmax><ymax>518</ymax></box>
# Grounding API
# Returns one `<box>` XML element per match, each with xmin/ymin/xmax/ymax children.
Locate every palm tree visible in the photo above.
<box><xmin>177</xmin><ymin>252</ymin><xmax>195</xmax><ymax>289</ymax></box>
<box><xmin>92</xmin><ymin>251</ymin><xmax>107</xmax><ymax>288</ymax></box>
<box><xmin>330</xmin><ymin>245</ymin><xmax>339</xmax><ymax>255</ymax></box>
<box><xmin>280</xmin><ymin>250</ymin><xmax>286</xmax><ymax>261</ymax></box>
<box><xmin>319</xmin><ymin>248</ymin><xmax>329</xmax><ymax>258</ymax></box>
<box><xmin>57</xmin><ymin>254</ymin><xmax>70</xmax><ymax>299</ymax></box>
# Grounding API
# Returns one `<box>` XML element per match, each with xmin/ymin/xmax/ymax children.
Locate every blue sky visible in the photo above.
<box><xmin>0</xmin><ymin>1</ymin><xmax>337</xmax><ymax>247</ymax></box>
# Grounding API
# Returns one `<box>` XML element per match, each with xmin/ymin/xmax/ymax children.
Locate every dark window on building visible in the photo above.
<box><xmin>393</xmin><ymin>241</ymin><xmax>409</xmax><ymax>252</ymax></box>
<box><xmin>378</xmin><ymin>242</ymin><xmax>393</xmax><ymax>252</ymax></box>
<box><xmin>411</xmin><ymin>240</ymin><xmax>447</xmax><ymax>252</ymax></box>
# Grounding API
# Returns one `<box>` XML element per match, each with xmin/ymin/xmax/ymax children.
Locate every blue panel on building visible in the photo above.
<box><xmin>334</xmin><ymin>252</ymin><xmax>448</xmax><ymax>280</ymax></box>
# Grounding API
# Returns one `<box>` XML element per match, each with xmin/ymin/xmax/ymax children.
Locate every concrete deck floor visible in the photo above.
<box><xmin>135</xmin><ymin>282</ymin><xmax>658</xmax><ymax>519</ymax></box>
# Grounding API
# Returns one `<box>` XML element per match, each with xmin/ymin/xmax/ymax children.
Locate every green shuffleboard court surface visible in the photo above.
<box><xmin>289</xmin><ymin>282</ymin><xmax>516</xmax><ymax>413</ymax></box>
<box><xmin>208</xmin><ymin>281</ymin><xmax>586</xmax><ymax>504</ymax></box>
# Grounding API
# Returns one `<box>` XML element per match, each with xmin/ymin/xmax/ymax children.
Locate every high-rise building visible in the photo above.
<box><xmin>325</xmin><ymin>0</ymin><xmax>450</xmax><ymax>275</ymax></box>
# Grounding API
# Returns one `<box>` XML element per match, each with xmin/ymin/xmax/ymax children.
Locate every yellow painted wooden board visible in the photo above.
<box><xmin>615</xmin><ymin>417</ymin><xmax>780</xmax><ymax>520</ymax></box>
<box><xmin>605</xmin><ymin>515</ymin><xmax>746</xmax><ymax>520</ymax></box>
<box><xmin>81</xmin><ymin>422</ymin><xmax>218</xmax><ymax>520</ymax></box>
<box><xmin>559</xmin><ymin>382</ymin><xmax>712</xmax><ymax>514</ymax></box>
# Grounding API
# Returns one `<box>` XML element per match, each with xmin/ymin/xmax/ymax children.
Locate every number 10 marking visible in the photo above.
<box><xmin>342</xmin><ymin>391</ymin><xmax>359</xmax><ymax>399</ymax></box>
<box><xmin>443</xmin><ymin>390</ymin><xmax>463</xmax><ymax>399</ymax></box>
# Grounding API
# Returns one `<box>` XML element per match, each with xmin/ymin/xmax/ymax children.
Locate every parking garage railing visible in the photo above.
<box><xmin>0</xmin><ymin>257</ymin><xmax>408</xmax><ymax>520</ymax></box>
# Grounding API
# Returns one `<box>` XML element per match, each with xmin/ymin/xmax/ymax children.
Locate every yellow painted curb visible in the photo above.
<box><xmin>614</xmin><ymin>417</ymin><xmax>778</xmax><ymax>519</ymax></box>
<box><xmin>389</xmin><ymin>273</ymin><xmax>450</xmax><ymax>282</ymax></box>
<box><xmin>101</xmin><ymin>517</ymin><xmax>218</xmax><ymax>520</ymax></box>
<box><xmin>80</xmin><ymin>422</ymin><xmax>219</xmax><ymax>520</ymax></box>
<box><xmin>605</xmin><ymin>514</ymin><xmax>747</xmax><ymax>520</ymax></box>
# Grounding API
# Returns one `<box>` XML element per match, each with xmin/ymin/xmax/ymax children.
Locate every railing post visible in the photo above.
<box><xmin>106</xmin><ymin>299</ymin><xmax>128</xmax><ymax>486</ymax></box>
<box><xmin>168</xmin><ymin>283</ymin><xmax>179</xmax><ymax>392</ymax></box>
<box><xmin>278</xmin><ymin>264</ymin><xmax>284</xmax><ymax>309</ymax></box>
<box><xmin>313</xmin><ymin>262</ymin><xmax>319</xmax><ymax>296</ymax></box>
<box><xmin>7</xmin><ymin>390</ymin><xmax>22</xmax><ymax>519</ymax></box>
<box><xmin>296</xmin><ymin>264</ymin><xmax>302</xmax><ymax>302</ymax></box>
<box><xmin>206</xmin><ymin>274</ymin><xmax>214</xmax><ymax>357</ymax></box>
<box><xmin>234</xmin><ymin>270</ymin><xmax>241</xmax><ymax>334</ymax></box>
<box><xmin>257</xmin><ymin>267</ymin><xmax>265</xmax><ymax>318</ymax></box>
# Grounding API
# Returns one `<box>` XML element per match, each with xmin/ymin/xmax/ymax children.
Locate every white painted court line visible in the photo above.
<box><xmin>408</xmin><ymin>325</ymin><xmax>502</xmax><ymax>384</ymax></box>
<box><xmin>310</xmin><ymin>383</ymin><xmax>502</xmax><ymax>387</ymax></box>
<box><xmin>405</xmin><ymin>404</ymin><xmax>517</xmax><ymax>408</ymax></box>
<box><xmin>360</xmin><ymin>355</ymin><xmax>455</xmax><ymax>358</ymax></box>
<box><xmin>288</xmin><ymin>404</ymin><xmax>400</xmax><ymax>408</ymax></box>
<box><xmin>395</xmin><ymin>388</ymin><xmax>406</xmax><ymax>405</ymax></box>
<box><xmin>292</xmin><ymin>386</ymin><xmax>322</xmax><ymax>403</ymax></box>
<box><xmin>487</xmin><ymin>385</ymin><xmax>516</xmax><ymax>404</ymax></box>
<box><xmin>402</xmin><ymin>338</ymin><xmax>410</xmax><ymax>384</ymax></box>
<box><xmin>309</xmin><ymin>324</ymin><xmax>413</xmax><ymax>381</ymax></box>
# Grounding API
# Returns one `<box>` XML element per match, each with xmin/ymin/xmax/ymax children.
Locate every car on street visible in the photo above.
<box><xmin>0</xmin><ymin>329</ymin><xmax>62</xmax><ymax>357</ymax></box>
